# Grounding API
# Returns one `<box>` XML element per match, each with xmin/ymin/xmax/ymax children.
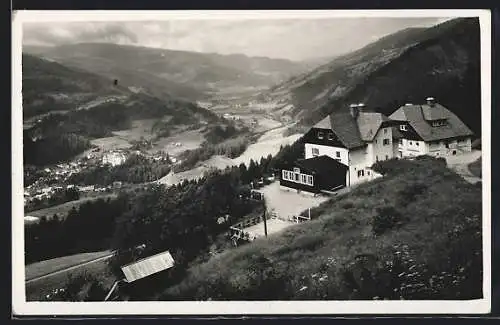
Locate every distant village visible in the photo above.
<box><xmin>24</xmin><ymin>146</ymin><xmax>172</xmax><ymax>207</ymax></box>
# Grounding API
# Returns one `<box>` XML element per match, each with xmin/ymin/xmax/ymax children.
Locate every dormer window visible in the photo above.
<box><xmin>431</xmin><ymin>119</ymin><xmax>447</xmax><ymax>127</ymax></box>
<box><xmin>400</xmin><ymin>124</ymin><xmax>408</xmax><ymax>131</ymax></box>
<box><xmin>317</xmin><ymin>131</ymin><xmax>324</xmax><ymax>139</ymax></box>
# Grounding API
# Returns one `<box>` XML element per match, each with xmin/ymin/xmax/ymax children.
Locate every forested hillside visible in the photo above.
<box><xmin>267</xmin><ymin>18</ymin><xmax>481</xmax><ymax>136</ymax></box>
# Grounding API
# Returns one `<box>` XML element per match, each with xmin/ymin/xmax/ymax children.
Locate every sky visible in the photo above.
<box><xmin>23</xmin><ymin>17</ymin><xmax>450</xmax><ymax>61</ymax></box>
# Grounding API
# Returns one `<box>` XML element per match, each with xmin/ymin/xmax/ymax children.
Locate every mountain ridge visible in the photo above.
<box><xmin>23</xmin><ymin>42</ymin><xmax>311</xmax><ymax>100</ymax></box>
<box><xmin>265</xmin><ymin>18</ymin><xmax>481</xmax><ymax>135</ymax></box>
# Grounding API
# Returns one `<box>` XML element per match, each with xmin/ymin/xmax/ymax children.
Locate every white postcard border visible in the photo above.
<box><xmin>12</xmin><ymin>9</ymin><xmax>492</xmax><ymax>316</ymax></box>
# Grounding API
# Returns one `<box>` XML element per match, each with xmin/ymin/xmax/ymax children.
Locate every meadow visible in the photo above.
<box><xmin>159</xmin><ymin>157</ymin><xmax>482</xmax><ymax>301</ymax></box>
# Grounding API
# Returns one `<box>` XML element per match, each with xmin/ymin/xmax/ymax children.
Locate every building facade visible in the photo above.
<box><xmin>280</xmin><ymin>104</ymin><xmax>401</xmax><ymax>193</ymax></box>
<box><xmin>390</xmin><ymin>98</ymin><xmax>474</xmax><ymax>158</ymax></box>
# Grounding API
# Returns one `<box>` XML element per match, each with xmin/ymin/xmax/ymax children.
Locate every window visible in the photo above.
<box><xmin>301</xmin><ymin>174</ymin><xmax>307</xmax><ymax>184</ymax></box>
<box><xmin>336</xmin><ymin>151</ymin><xmax>341</xmax><ymax>158</ymax></box>
<box><xmin>293</xmin><ymin>167</ymin><xmax>300</xmax><ymax>173</ymax></box>
<box><xmin>312</xmin><ymin>148</ymin><xmax>319</xmax><ymax>156</ymax></box>
<box><xmin>409</xmin><ymin>141</ymin><xmax>413</xmax><ymax>145</ymax></box>
<box><xmin>445</xmin><ymin>142</ymin><xmax>450</xmax><ymax>149</ymax></box>
<box><xmin>432</xmin><ymin>120</ymin><xmax>447</xmax><ymax>127</ymax></box>
<box><xmin>383</xmin><ymin>139</ymin><xmax>391</xmax><ymax>145</ymax></box>
<box><xmin>384</xmin><ymin>128</ymin><xmax>388</xmax><ymax>134</ymax></box>
<box><xmin>357</xmin><ymin>170</ymin><xmax>364</xmax><ymax>177</ymax></box>
<box><xmin>328</xmin><ymin>133</ymin><xmax>334</xmax><ymax>141</ymax></box>
<box><xmin>400</xmin><ymin>124</ymin><xmax>407</xmax><ymax>131</ymax></box>
<box><xmin>416</xmin><ymin>142</ymin><xmax>419</xmax><ymax>146</ymax></box>
<box><xmin>295</xmin><ymin>173</ymin><xmax>299</xmax><ymax>181</ymax></box>
<box><xmin>375</xmin><ymin>140</ymin><xmax>378</xmax><ymax>144</ymax></box>
<box><xmin>367</xmin><ymin>171</ymin><xmax>371</xmax><ymax>176</ymax></box>
<box><xmin>317</xmin><ymin>131</ymin><xmax>324</xmax><ymax>139</ymax></box>
<box><xmin>376</xmin><ymin>155</ymin><xmax>379</xmax><ymax>162</ymax></box>
<box><xmin>307</xmin><ymin>176</ymin><xmax>314</xmax><ymax>186</ymax></box>
<box><xmin>282</xmin><ymin>170</ymin><xmax>288</xmax><ymax>181</ymax></box>
<box><xmin>399</xmin><ymin>139</ymin><xmax>403</xmax><ymax>145</ymax></box>
<box><xmin>385</xmin><ymin>155</ymin><xmax>389</xmax><ymax>160</ymax></box>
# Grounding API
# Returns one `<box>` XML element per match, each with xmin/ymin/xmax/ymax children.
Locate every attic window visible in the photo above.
<box><xmin>400</xmin><ymin>124</ymin><xmax>408</xmax><ymax>131</ymax></box>
<box><xmin>327</xmin><ymin>133</ymin><xmax>334</xmax><ymax>141</ymax></box>
<box><xmin>432</xmin><ymin>120</ymin><xmax>447</xmax><ymax>127</ymax></box>
<box><xmin>317</xmin><ymin>131</ymin><xmax>324</xmax><ymax>139</ymax></box>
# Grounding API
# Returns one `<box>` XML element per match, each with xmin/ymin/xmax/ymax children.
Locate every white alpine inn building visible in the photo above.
<box><xmin>390</xmin><ymin>97</ymin><xmax>474</xmax><ymax>158</ymax></box>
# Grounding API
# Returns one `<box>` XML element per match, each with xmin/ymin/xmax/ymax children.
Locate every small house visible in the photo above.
<box><xmin>279</xmin><ymin>155</ymin><xmax>349</xmax><ymax>194</ymax></box>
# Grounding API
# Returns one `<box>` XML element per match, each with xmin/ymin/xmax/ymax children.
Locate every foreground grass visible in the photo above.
<box><xmin>26</xmin><ymin>257</ymin><xmax>115</xmax><ymax>301</ymax></box>
<box><xmin>468</xmin><ymin>157</ymin><xmax>482</xmax><ymax>178</ymax></box>
<box><xmin>158</xmin><ymin>157</ymin><xmax>482</xmax><ymax>301</ymax></box>
<box><xmin>25</xmin><ymin>250</ymin><xmax>113</xmax><ymax>281</ymax></box>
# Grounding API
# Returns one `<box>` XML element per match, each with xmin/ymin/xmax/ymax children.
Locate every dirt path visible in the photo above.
<box><xmin>445</xmin><ymin>150</ymin><xmax>482</xmax><ymax>184</ymax></box>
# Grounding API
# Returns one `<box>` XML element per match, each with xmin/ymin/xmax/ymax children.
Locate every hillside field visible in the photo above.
<box><xmin>158</xmin><ymin>157</ymin><xmax>482</xmax><ymax>301</ymax></box>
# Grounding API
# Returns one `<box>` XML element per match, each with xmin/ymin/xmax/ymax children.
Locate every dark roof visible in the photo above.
<box><xmin>389</xmin><ymin>103</ymin><xmax>474</xmax><ymax>141</ymax></box>
<box><xmin>313</xmin><ymin>110</ymin><xmax>396</xmax><ymax>149</ymax></box>
<box><xmin>296</xmin><ymin>155</ymin><xmax>348</xmax><ymax>175</ymax></box>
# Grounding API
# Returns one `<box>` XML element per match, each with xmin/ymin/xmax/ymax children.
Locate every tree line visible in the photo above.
<box><xmin>25</xmin><ymin>195</ymin><xmax>129</xmax><ymax>264</ymax></box>
<box><xmin>68</xmin><ymin>154</ymin><xmax>172</xmax><ymax>186</ymax></box>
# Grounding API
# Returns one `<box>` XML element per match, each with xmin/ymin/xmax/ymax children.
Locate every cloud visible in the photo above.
<box><xmin>22</xmin><ymin>17</ymin><xmax>448</xmax><ymax>60</ymax></box>
<box><xmin>23</xmin><ymin>22</ymin><xmax>139</xmax><ymax>46</ymax></box>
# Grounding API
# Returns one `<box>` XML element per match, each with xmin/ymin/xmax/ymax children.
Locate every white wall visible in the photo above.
<box><xmin>305</xmin><ymin>127</ymin><xmax>396</xmax><ymax>187</ymax></box>
<box><xmin>426</xmin><ymin>137</ymin><xmax>472</xmax><ymax>157</ymax></box>
<box><xmin>347</xmin><ymin>147</ymin><xmax>377</xmax><ymax>186</ymax></box>
<box><xmin>304</xmin><ymin>143</ymin><xmax>348</xmax><ymax>164</ymax></box>
<box><xmin>370</xmin><ymin>127</ymin><xmax>396</xmax><ymax>164</ymax></box>
<box><xmin>397</xmin><ymin>138</ymin><xmax>429</xmax><ymax>157</ymax></box>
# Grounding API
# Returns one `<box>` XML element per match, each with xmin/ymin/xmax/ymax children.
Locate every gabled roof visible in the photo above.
<box><xmin>296</xmin><ymin>155</ymin><xmax>348</xmax><ymax>175</ymax></box>
<box><xmin>389</xmin><ymin>103</ymin><xmax>474</xmax><ymax>142</ymax></box>
<box><xmin>313</xmin><ymin>110</ymin><xmax>397</xmax><ymax>149</ymax></box>
<box><xmin>121</xmin><ymin>250</ymin><xmax>175</xmax><ymax>283</ymax></box>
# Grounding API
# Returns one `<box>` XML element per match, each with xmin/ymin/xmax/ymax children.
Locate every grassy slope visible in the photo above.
<box><xmin>22</xmin><ymin>53</ymin><xmax>128</xmax><ymax>118</ymax></box>
<box><xmin>26</xmin><ymin>257</ymin><xmax>115</xmax><ymax>301</ymax></box>
<box><xmin>25</xmin><ymin>250</ymin><xmax>112</xmax><ymax>280</ymax></box>
<box><xmin>159</xmin><ymin>157</ymin><xmax>482</xmax><ymax>300</ymax></box>
<box><xmin>26</xmin><ymin>194</ymin><xmax>118</xmax><ymax>219</ymax></box>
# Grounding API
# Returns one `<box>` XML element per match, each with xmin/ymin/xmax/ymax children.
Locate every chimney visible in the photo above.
<box><xmin>349</xmin><ymin>104</ymin><xmax>359</xmax><ymax>118</ymax></box>
<box><xmin>426</xmin><ymin>97</ymin><xmax>436</xmax><ymax>106</ymax></box>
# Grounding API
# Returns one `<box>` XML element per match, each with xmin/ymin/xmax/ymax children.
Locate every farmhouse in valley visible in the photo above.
<box><xmin>279</xmin><ymin>103</ymin><xmax>402</xmax><ymax>194</ymax></box>
<box><xmin>389</xmin><ymin>97</ymin><xmax>474</xmax><ymax>158</ymax></box>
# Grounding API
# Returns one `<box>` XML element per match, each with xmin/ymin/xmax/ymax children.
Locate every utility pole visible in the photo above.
<box><xmin>263</xmin><ymin>210</ymin><xmax>268</xmax><ymax>237</ymax></box>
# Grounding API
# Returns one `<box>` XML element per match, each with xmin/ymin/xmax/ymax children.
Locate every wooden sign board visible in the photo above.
<box><xmin>120</xmin><ymin>250</ymin><xmax>175</xmax><ymax>283</ymax></box>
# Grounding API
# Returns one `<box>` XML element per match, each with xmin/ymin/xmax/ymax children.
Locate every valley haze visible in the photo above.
<box><xmin>12</xmin><ymin>10</ymin><xmax>490</xmax><ymax>316</ymax></box>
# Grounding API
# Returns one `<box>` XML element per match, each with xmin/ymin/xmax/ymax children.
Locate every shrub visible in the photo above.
<box><xmin>371</xmin><ymin>206</ymin><xmax>404</xmax><ymax>236</ymax></box>
<box><xmin>47</xmin><ymin>272</ymin><xmax>108</xmax><ymax>302</ymax></box>
<box><xmin>398</xmin><ymin>182</ymin><xmax>428</xmax><ymax>204</ymax></box>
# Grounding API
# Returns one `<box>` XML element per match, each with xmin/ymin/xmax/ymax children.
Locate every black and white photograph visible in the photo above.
<box><xmin>12</xmin><ymin>10</ymin><xmax>491</xmax><ymax>315</ymax></box>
